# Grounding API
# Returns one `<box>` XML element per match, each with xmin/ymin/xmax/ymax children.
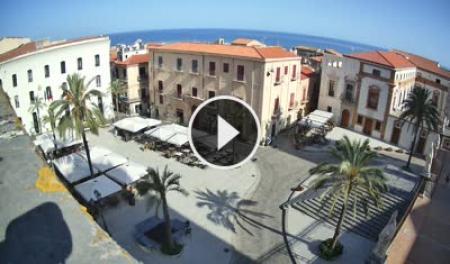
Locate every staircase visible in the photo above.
<box><xmin>291</xmin><ymin>185</ymin><xmax>413</xmax><ymax>241</ymax></box>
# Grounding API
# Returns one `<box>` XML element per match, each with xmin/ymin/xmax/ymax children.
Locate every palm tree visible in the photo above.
<box><xmin>135</xmin><ymin>166</ymin><xmax>188</xmax><ymax>254</ymax></box>
<box><xmin>309</xmin><ymin>136</ymin><xmax>387</xmax><ymax>254</ymax></box>
<box><xmin>42</xmin><ymin>108</ymin><xmax>57</xmax><ymax>142</ymax></box>
<box><xmin>28</xmin><ymin>95</ymin><xmax>46</xmax><ymax>134</ymax></box>
<box><xmin>50</xmin><ymin>73</ymin><xmax>105</xmax><ymax>177</ymax></box>
<box><xmin>109</xmin><ymin>80</ymin><xmax>124</xmax><ymax>121</ymax></box>
<box><xmin>399</xmin><ymin>87</ymin><xmax>440</xmax><ymax>169</ymax></box>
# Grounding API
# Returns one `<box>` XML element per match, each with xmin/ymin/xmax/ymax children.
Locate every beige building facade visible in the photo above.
<box><xmin>148</xmin><ymin>41</ymin><xmax>302</xmax><ymax>140</ymax></box>
<box><xmin>318</xmin><ymin>50</ymin><xmax>449</xmax><ymax>155</ymax></box>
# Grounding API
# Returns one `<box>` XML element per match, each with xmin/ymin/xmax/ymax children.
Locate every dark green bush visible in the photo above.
<box><xmin>319</xmin><ymin>238</ymin><xmax>343</xmax><ymax>261</ymax></box>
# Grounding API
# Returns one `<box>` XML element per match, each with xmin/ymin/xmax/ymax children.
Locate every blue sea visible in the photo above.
<box><xmin>109</xmin><ymin>29</ymin><xmax>384</xmax><ymax>55</ymax></box>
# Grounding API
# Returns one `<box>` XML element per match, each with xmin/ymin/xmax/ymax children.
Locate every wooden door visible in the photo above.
<box><xmin>341</xmin><ymin>110</ymin><xmax>350</xmax><ymax>128</ymax></box>
<box><xmin>391</xmin><ymin>126</ymin><xmax>401</xmax><ymax>145</ymax></box>
<box><xmin>363</xmin><ymin>118</ymin><xmax>373</xmax><ymax>135</ymax></box>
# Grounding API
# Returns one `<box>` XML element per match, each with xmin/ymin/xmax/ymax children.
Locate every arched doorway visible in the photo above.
<box><xmin>341</xmin><ymin>109</ymin><xmax>350</xmax><ymax>128</ymax></box>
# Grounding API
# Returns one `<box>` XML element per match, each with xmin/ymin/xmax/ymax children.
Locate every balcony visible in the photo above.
<box><xmin>340</xmin><ymin>93</ymin><xmax>356</xmax><ymax>105</ymax></box>
<box><xmin>137</xmin><ymin>75</ymin><xmax>148</xmax><ymax>82</ymax></box>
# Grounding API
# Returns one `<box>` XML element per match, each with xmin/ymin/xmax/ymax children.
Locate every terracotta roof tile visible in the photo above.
<box><xmin>113</xmin><ymin>54</ymin><xmax>150</xmax><ymax>66</ymax></box>
<box><xmin>0</xmin><ymin>36</ymin><xmax>107</xmax><ymax>64</ymax></box>
<box><xmin>301</xmin><ymin>65</ymin><xmax>315</xmax><ymax>80</ymax></box>
<box><xmin>348</xmin><ymin>51</ymin><xmax>415</xmax><ymax>69</ymax></box>
<box><xmin>151</xmin><ymin>42</ymin><xmax>297</xmax><ymax>61</ymax></box>
<box><xmin>394</xmin><ymin>50</ymin><xmax>450</xmax><ymax>79</ymax></box>
<box><xmin>232</xmin><ymin>38</ymin><xmax>253</xmax><ymax>45</ymax></box>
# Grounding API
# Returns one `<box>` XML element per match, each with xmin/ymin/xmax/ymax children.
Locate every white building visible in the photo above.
<box><xmin>0</xmin><ymin>36</ymin><xmax>114</xmax><ymax>135</ymax></box>
<box><xmin>318</xmin><ymin>50</ymin><xmax>449</xmax><ymax>155</ymax></box>
<box><xmin>116</xmin><ymin>39</ymin><xmax>147</xmax><ymax>61</ymax></box>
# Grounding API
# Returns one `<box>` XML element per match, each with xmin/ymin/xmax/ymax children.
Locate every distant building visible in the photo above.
<box><xmin>0</xmin><ymin>37</ymin><xmax>31</xmax><ymax>54</ymax></box>
<box><xmin>0</xmin><ymin>36</ymin><xmax>114</xmax><ymax>135</ymax></box>
<box><xmin>110</xmin><ymin>40</ymin><xmax>150</xmax><ymax>116</ymax></box>
<box><xmin>318</xmin><ymin>50</ymin><xmax>449</xmax><ymax>155</ymax></box>
<box><xmin>300</xmin><ymin>65</ymin><xmax>320</xmax><ymax>115</ymax></box>
<box><xmin>294</xmin><ymin>46</ymin><xmax>323</xmax><ymax>65</ymax></box>
<box><xmin>148</xmin><ymin>39</ymin><xmax>301</xmax><ymax>140</ymax></box>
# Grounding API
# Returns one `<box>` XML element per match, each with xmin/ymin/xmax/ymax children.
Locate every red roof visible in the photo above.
<box><xmin>347</xmin><ymin>51</ymin><xmax>415</xmax><ymax>69</ymax></box>
<box><xmin>394</xmin><ymin>50</ymin><xmax>450</xmax><ymax>79</ymax></box>
<box><xmin>113</xmin><ymin>54</ymin><xmax>150</xmax><ymax>66</ymax></box>
<box><xmin>151</xmin><ymin>42</ymin><xmax>298</xmax><ymax>61</ymax></box>
<box><xmin>301</xmin><ymin>65</ymin><xmax>315</xmax><ymax>80</ymax></box>
<box><xmin>0</xmin><ymin>36</ymin><xmax>106</xmax><ymax>64</ymax></box>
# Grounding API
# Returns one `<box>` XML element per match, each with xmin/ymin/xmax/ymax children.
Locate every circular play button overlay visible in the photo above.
<box><xmin>188</xmin><ymin>95</ymin><xmax>261</xmax><ymax>169</ymax></box>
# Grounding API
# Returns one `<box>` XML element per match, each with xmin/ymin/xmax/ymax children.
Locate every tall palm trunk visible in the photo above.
<box><xmin>161</xmin><ymin>193</ymin><xmax>175</xmax><ymax>249</ymax></box>
<box><xmin>406</xmin><ymin>122</ymin><xmax>420</xmax><ymax>169</ymax></box>
<box><xmin>81</xmin><ymin>130</ymin><xmax>94</xmax><ymax>177</ymax></box>
<box><xmin>331</xmin><ymin>184</ymin><xmax>352</xmax><ymax>250</ymax></box>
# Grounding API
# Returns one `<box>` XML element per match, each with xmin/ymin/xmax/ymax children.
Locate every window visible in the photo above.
<box><xmin>62</xmin><ymin>82</ymin><xmax>67</xmax><ymax>90</ymax></box>
<box><xmin>208</xmin><ymin>91</ymin><xmax>215</xmax><ymax>98</ymax></box>
<box><xmin>95</xmin><ymin>54</ymin><xmax>100</xmax><ymax>66</ymax></box>
<box><xmin>122</xmin><ymin>68</ymin><xmax>127</xmax><ymax>78</ymax></box>
<box><xmin>12</xmin><ymin>74</ymin><xmax>17</xmax><ymax>87</ymax></box>
<box><xmin>223</xmin><ymin>63</ymin><xmax>229</xmax><ymax>73</ymax></box>
<box><xmin>159</xmin><ymin>95</ymin><xmax>164</xmax><ymax>104</ymax></box>
<box><xmin>372</xmin><ymin>69</ymin><xmax>381</xmax><ymax>77</ymax></box>
<box><xmin>345</xmin><ymin>84</ymin><xmax>353</xmax><ymax>101</ymax></box>
<box><xmin>289</xmin><ymin>93</ymin><xmax>295</xmax><ymax>108</ymax></box>
<box><xmin>436</xmin><ymin>78</ymin><xmax>441</xmax><ymax>84</ymax></box>
<box><xmin>367</xmin><ymin>86</ymin><xmax>380</xmax><ymax>109</ymax></box>
<box><xmin>29</xmin><ymin>91</ymin><xmax>35</xmax><ymax>103</ymax></box>
<box><xmin>60</xmin><ymin>61</ymin><xmax>66</xmax><ymax>73</ymax></box>
<box><xmin>176</xmin><ymin>84</ymin><xmax>182</xmax><ymax>98</ymax></box>
<box><xmin>209</xmin><ymin>61</ymin><xmax>216</xmax><ymax>76</ymax></box>
<box><xmin>176</xmin><ymin>58</ymin><xmax>182</xmax><ymax>71</ymax></box>
<box><xmin>96</xmin><ymin>75</ymin><xmax>101</xmax><ymax>87</ymax></box>
<box><xmin>14</xmin><ymin>96</ymin><xmax>19</xmax><ymax>108</ymax></box>
<box><xmin>284</xmin><ymin>66</ymin><xmax>288</xmax><ymax>75</ymax></box>
<box><xmin>77</xmin><ymin>57</ymin><xmax>83</xmax><ymax>70</ymax></box>
<box><xmin>357</xmin><ymin>115</ymin><xmax>363</xmax><ymax>124</ymax></box>
<box><xmin>191</xmin><ymin>60</ymin><xmax>198</xmax><ymax>73</ymax></box>
<box><xmin>327</xmin><ymin>106</ymin><xmax>332</xmax><ymax>112</ymax></box>
<box><xmin>192</xmin><ymin>87</ymin><xmax>198</xmax><ymax>97</ymax></box>
<box><xmin>375</xmin><ymin>120</ymin><xmax>382</xmax><ymax>131</ymax></box>
<box><xmin>45</xmin><ymin>86</ymin><xmax>53</xmax><ymax>100</ymax></box>
<box><xmin>275</xmin><ymin>67</ymin><xmax>281</xmax><ymax>83</ymax></box>
<box><xmin>158</xmin><ymin>56</ymin><xmax>163</xmax><ymax>68</ymax></box>
<box><xmin>158</xmin><ymin>80</ymin><xmax>163</xmax><ymax>91</ymax></box>
<box><xmin>27</xmin><ymin>69</ymin><xmax>33</xmax><ymax>82</ymax></box>
<box><xmin>44</xmin><ymin>65</ymin><xmax>50</xmax><ymax>78</ymax></box>
<box><xmin>237</xmin><ymin>65</ymin><xmax>245</xmax><ymax>81</ymax></box>
<box><xmin>292</xmin><ymin>65</ymin><xmax>297</xmax><ymax>79</ymax></box>
<box><xmin>274</xmin><ymin>97</ymin><xmax>280</xmax><ymax>114</ymax></box>
<box><xmin>328</xmin><ymin>80</ymin><xmax>335</xmax><ymax>97</ymax></box>
<box><xmin>139</xmin><ymin>66</ymin><xmax>146</xmax><ymax>78</ymax></box>
<box><xmin>432</xmin><ymin>90</ymin><xmax>439</xmax><ymax>106</ymax></box>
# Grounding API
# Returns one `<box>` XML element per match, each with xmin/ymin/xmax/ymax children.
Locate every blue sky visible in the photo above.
<box><xmin>1</xmin><ymin>0</ymin><xmax>449</xmax><ymax>66</ymax></box>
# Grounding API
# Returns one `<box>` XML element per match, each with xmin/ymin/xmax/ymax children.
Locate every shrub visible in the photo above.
<box><xmin>374</xmin><ymin>146</ymin><xmax>383</xmax><ymax>151</ymax></box>
<box><xmin>395</xmin><ymin>149</ymin><xmax>404</xmax><ymax>153</ymax></box>
<box><xmin>384</xmin><ymin>147</ymin><xmax>393</xmax><ymax>152</ymax></box>
<box><xmin>319</xmin><ymin>238</ymin><xmax>343</xmax><ymax>260</ymax></box>
<box><xmin>161</xmin><ymin>242</ymin><xmax>183</xmax><ymax>255</ymax></box>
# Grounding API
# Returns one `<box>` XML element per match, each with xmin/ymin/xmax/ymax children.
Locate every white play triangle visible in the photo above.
<box><xmin>217</xmin><ymin>115</ymin><xmax>240</xmax><ymax>150</ymax></box>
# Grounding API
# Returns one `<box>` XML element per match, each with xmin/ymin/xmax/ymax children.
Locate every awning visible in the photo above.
<box><xmin>144</xmin><ymin>124</ymin><xmax>188</xmax><ymax>142</ymax></box>
<box><xmin>74</xmin><ymin>175</ymin><xmax>122</xmax><ymax>202</ymax></box>
<box><xmin>105</xmin><ymin>161</ymin><xmax>148</xmax><ymax>186</ymax></box>
<box><xmin>298</xmin><ymin>110</ymin><xmax>334</xmax><ymax>129</ymax></box>
<box><xmin>113</xmin><ymin>117</ymin><xmax>161</xmax><ymax>133</ymax></box>
<box><xmin>53</xmin><ymin>153</ymin><xmax>99</xmax><ymax>184</ymax></box>
<box><xmin>166</xmin><ymin>133</ymin><xmax>189</xmax><ymax>146</ymax></box>
<box><xmin>79</xmin><ymin>146</ymin><xmax>128</xmax><ymax>172</ymax></box>
<box><xmin>33</xmin><ymin>133</ymin><xmax>82</xmax><ymax>154</ymax></box>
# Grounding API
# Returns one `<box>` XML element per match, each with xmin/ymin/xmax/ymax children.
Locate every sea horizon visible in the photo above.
<box><xmin>108</xmin><ymin>28</ymin><xmax>386</xmax><ymax>55</ymax></box>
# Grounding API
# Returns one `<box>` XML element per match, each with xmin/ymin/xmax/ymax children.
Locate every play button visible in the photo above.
<box><xmin>217</xmin><ymin>115</ymin><xmax>240</xmax><ymax>150</ymax></box>
<box><xmin>188</xmin><ymin>95</ymin><xmax>261</xmax><ymax>169</ymax></box>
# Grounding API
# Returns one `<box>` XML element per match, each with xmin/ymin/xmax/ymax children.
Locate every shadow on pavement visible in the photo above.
<box><xmin>195</xmin><ymin>189</ymin><xmax>274</xmax><ymax>236</ymax></box>
<box><xmin>0</xmin><ymin>202</ymin><xmax>73</xmax><ymax>264</ymax></box>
